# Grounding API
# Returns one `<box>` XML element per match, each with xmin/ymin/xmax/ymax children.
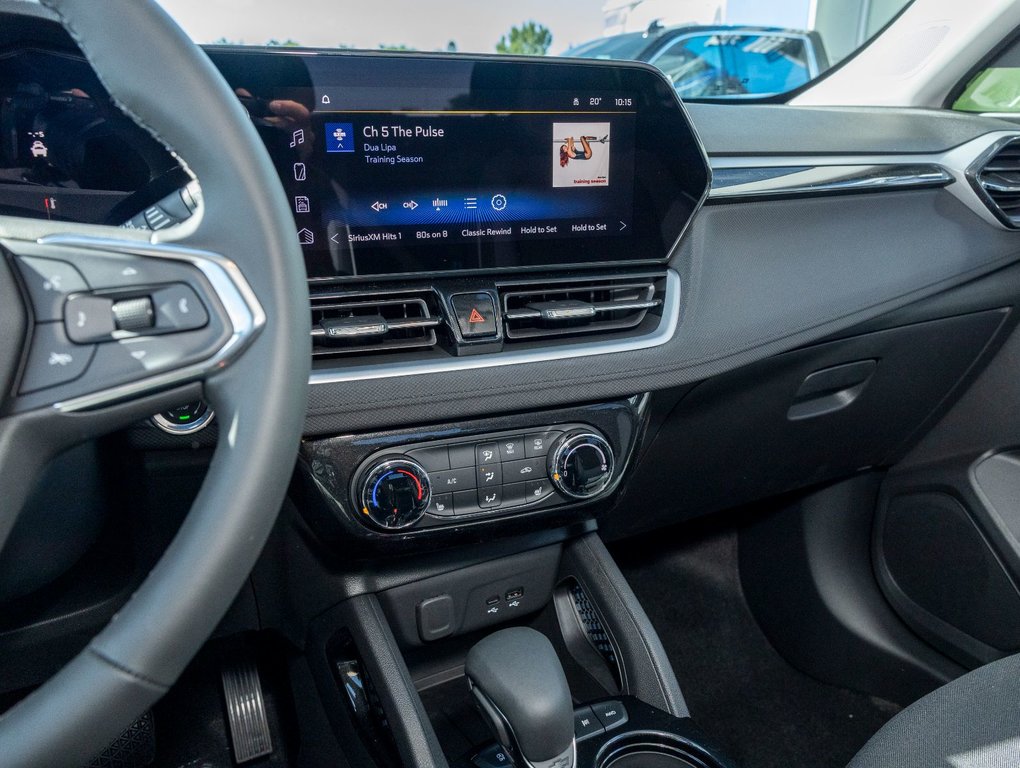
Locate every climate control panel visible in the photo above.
<box><xmin>350</xmin><ymin>425</ymin><xmax>616</xmax><ymax>531</ymax></box>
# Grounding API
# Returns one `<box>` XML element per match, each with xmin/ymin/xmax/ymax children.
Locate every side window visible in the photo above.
<box><xmin>953</xmin><ymin>36</ymin><xmax>1020</xmax><ymax>113</ymax></box>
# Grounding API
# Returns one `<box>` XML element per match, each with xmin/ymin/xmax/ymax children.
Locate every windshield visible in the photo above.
<box><xmin>158</xmin><ymin>0</ymin><xmax>916</xmax><ymax>101</ymax></box>
<box><xmin>562</xmin><ymin>33</ymin><xmax>652</xmax><ymax>61</ymax></box>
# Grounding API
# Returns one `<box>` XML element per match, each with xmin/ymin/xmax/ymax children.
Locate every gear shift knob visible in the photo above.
<box><xmin>466</xmin><ymin>627</ymin><xmax>575</xmax><ymax>768</ymax></box>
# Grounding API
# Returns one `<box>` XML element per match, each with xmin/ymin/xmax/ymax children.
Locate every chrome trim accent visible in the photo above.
<box><xmin>710</xmin><ymin>163</ymin><xmax>952</xmax><ymax>199</ymax></box>
<box><xmin>357</xmin><ymin>457</ymin><xmax>432</xmax><ymax>530</ymax></box>
<box><xmin>708</xmin><ymin>131</ymin><xmax>1020</xmax><ymax>230</ymax></box>
<box><xmin>308</xmin><ymin>269</ymin><xmax>681</xmax><ymax>385</ymax></box>
<box><xmin>549</xmin><ymin>431</ymin><xmax>615</xmax><ymax>500</ymax></box>
<box><xmin>965</xmin><ymin>135</ymin><xmax>1020</xmax><ymax>230</ymax></box>
<box><xmin>310</xmin><ymin>316</ymin><xmax>442</xmax><ymax>337</ymax></box>
<box><xmin>14</xmin><ymin>234</ymin><xmax>266</xmax><ymax>413</ymax></box>
<box><xmin>151</xmin><ymin>405</ymin><xmax>215</xmax><ymax>435</ymax></box>
<box><xmin>505</xmin><ymin>298</ymin><xmax>662</xmax><ymax>321</ymax></box>
<box><xmin>318</xmin><ymin>316</ymin><xmax>390</xmax><ymax>338</ymax></box>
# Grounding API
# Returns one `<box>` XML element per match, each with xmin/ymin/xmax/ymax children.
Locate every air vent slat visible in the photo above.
<box><xmin>976</xmin><ymin>138</ymin><xmax>1020</xmax><ymax>228</ymax></box>
<box><xmin>499</xmin><ymin>274</ymin><xmax>665</xmax><ymax>342</ymax></box>
<box><xmin>310</xmin><ymin>293</ymin><xmax>440</xmax><ymax>357</ymax></box>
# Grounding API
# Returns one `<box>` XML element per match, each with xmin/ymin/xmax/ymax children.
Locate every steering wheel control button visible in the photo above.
<box><xmin>70</xmin><ymin>251</ymin><xmax>197</xmax><ymax>290</ymax></box>
<box><xmin>427</xmin><ymin>493</ymin><xmax>454</xmax><ymax>517</ymax></box>
<box><xmin>574</xmin><ymin>706</ymin><xmax>605</xmax><ymax>741</ymax></box>
<box><xmin>358</xmin><ymin>458</ymin><xmax>432</xmax><ymax>530</ymax></box>
<box><xmin>526</xmin><ymin>431</ymin><xmax>562</xmax><ymax>458</ymax></box>
<box><xmin>451</xmin><ymin>292</ymin><xmax>498</xmax><ymax>339</ymax></box>
<box><xmin>19</xmin><ymin>322</ymin><xmax>94</xmax><ymax>393</ymax></box>
<box><xmin>16</xmin><ymin>256</ymin><xmax>89</xmax><ymax>321</ymax></box>
<box><xmin>112</xmin><ymin>297</ymin><xmax>155</xmax><ymax>332</ymax></box>
<box><xmin>152</xmin><ymin>400</ymin><xmax>215</xmax><ymax>435</ymax></box>
<box><xmin>152</xmin><ymin>284</ymin><xmax>208</xmax><ymax>331</ymax></box>
<box><xmin>550</xmin><ymin>431</ymin><xmax>615</xmax><ymax>500</ymax></box>
<box><xmin>64</xmin><ymin>295</ymin><xmax>116</xmax><ymax>343</ymax></box>
<box><xmin>591</xmin><ymin>700</ymin><xmax>628</xmax><ymax>731</ymax></box>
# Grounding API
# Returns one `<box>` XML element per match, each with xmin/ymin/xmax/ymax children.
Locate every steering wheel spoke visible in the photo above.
<box><xmin>2</xmin><ymin>231</ymin><xmax>264</xmax><ymax>415</ymax></box>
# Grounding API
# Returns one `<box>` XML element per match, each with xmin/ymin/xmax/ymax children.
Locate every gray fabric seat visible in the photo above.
<box><xmin>848</xmin><ymin>653</ymin><xmax>1020</xmax><ymax>768</ymax></box>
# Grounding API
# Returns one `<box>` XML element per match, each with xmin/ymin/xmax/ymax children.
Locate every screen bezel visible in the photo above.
<box><xmin>206</xmin><ymin>48</ymin><xmax>711</xmax><ymax>282</ymax></box>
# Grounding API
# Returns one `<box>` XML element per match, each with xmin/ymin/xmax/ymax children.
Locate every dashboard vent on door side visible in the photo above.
<box><xmin>974</xmin><ymin>138</ymin><xmax>1020</xmax><ymax>228</ymax></box>
<box><xmin>499</xmin><ymin>273</ymin><xmax>665</xmax><ymax>342</ymax></box>
<box><xmin>310</xmin><ymin>291</ymin><xmax>442</xmax><ymax>358</ymax></box>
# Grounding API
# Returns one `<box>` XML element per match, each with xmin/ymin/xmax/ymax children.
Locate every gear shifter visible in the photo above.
<box><xmin>466</xmin><ymin>627</ymin><xmax>576</xmax><ymax>768</ymax></box>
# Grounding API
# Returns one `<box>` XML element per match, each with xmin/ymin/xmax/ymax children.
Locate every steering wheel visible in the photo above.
<box><xmin>0</xmin><ymin>1</ymin><xmax>310</xmax><ymax>765</ymax></box>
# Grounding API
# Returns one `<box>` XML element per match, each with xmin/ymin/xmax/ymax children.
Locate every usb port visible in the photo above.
<box><xmin>505</xmin><ymin>587</ymin><xmax>524</xmax><ymax>601</ymax></box>
<box><xmin>486</xmin><ymin>595</ymin><xmax>501</xmax><ymax>606</ymax></box>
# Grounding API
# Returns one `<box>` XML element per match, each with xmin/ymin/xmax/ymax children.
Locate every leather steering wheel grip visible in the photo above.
<box><xmin>0</xmin><ymin>1</ymin><xmax>310</xmax><ymax>766</ymax></box>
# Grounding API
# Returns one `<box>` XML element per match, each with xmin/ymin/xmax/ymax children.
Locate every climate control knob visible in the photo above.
<box><xmin>549</xmin><ymin>431</ymin><xmax>615</xmax><ymax>500</ymax></box>
<box><xmin>358</xmin><ymin>458</ymin><xmax>432</xmax><ymax>530</ymax></box>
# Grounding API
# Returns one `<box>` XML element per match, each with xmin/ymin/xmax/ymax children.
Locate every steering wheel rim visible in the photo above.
<box><xmin>0</xmin><ymin>1</ymin><xmax>310</xmax><ymax>765</ymax></box>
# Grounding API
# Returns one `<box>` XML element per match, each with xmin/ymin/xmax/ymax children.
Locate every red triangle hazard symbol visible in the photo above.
<box><xmin>468</xmin><ymin>308</ymin><xmax>486</xmax><ymax>323</ymax></box>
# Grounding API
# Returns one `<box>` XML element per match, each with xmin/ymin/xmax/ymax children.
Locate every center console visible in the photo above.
<box><xmin>303</xmin><ymin>533</ymin><xmax>736</xmax><ymax>768</ymax></box>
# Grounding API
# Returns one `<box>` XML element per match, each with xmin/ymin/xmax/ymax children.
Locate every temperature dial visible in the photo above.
<box><xmin>549</xmin><ymin>431</ymin><xmax>615</xmax><ymax>500</ymax></box>
<box><xmin>359</xmin><ymin>458</ymin><xmax>432</xmax><ymax>530</ymax></box>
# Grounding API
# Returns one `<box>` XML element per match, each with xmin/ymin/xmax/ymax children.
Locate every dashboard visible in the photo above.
<box><xmin>5</xmin><ymin>35</ymin><xmax>1020</xmax><ymax>436</ymax></box>
<box><xmin>7</xmin><ymin>4</ymin><xmax>1020</xmax><ymax>683</ymax></box>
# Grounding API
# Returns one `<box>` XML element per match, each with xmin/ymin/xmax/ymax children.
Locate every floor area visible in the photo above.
<box><xmin>613</xmin><ymin>525</ymin><xmax>900</xmax><ymax>768</ymax></box>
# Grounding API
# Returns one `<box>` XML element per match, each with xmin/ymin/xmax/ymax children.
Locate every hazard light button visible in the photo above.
<box><xmin>450</xmin><ymin>292</ymin><xmax>498</xmax><ymax>339</ymax></box>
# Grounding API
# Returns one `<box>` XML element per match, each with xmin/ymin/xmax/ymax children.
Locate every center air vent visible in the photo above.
<box><xmin>974</xmin><ymin>138</ymin><xmax>1020</xmax><ymax>228</ymax></box>
<box><xmin>499</xmin><ymin>274</ymin><xmax>665</xmax><ymax>342</ymax></box>
<box><xmin>310</xmin><ymin>291</ymin><xmax>441</xmax><ymax>357</ymax></box>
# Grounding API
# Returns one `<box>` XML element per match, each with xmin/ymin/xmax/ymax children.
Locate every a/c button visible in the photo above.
<box><xmin>450</xmin><ymin>293</ymin><xmax>498</xmax><ymax>339</ymax></box>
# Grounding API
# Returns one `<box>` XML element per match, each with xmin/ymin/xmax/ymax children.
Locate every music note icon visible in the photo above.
<box><xmin>290</xmin><ymin>129</ymin><xmax>305</xmax><ymax>148</ymax></box>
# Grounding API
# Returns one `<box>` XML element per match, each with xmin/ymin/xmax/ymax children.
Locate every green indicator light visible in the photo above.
<box><xmin>178</xmin><ymin>415</ymin><xmax>191</xmax><ymax>421</ymax></box>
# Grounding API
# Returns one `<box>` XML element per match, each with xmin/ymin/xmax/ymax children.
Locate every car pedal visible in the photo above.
<box><xmin>85</xmin><ymin>710</ymin><xmax>155</xmax><ymax>768</ymax></box>
<box><xmin>221</xmin><ymin>653</ymin><xmax>273</xmax><ymax>763</ymax></box>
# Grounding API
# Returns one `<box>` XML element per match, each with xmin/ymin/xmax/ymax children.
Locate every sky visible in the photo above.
<box><xmin>157</xmin><ymin>0</ymin><xmax>609</xmax><ymax>55</ymax></box>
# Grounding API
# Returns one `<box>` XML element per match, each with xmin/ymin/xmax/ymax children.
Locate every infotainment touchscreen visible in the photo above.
<box><xmin>314</xmin><ymin>88</ymin><xmax>636</xmax><ymax>252</ymax></box>
<box><xmin>209</xmin><ymin>51</ymin><xmax>709</xmax><ymax>279</ymax></box>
